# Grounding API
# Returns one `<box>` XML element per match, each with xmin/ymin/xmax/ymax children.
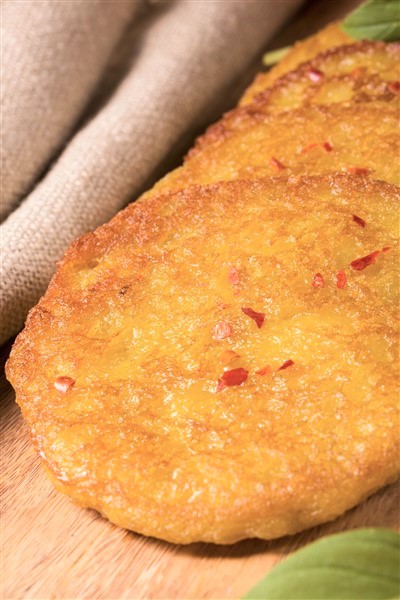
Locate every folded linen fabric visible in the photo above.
<box><xmin>0</xmin><ymin>0</ymin><xmax>302</xmax><ymax>344</ymax></box>
<box><xmin>1</xmin><ymin>0</ymin><xmax>144</xmax><ymax>220</ymax></box>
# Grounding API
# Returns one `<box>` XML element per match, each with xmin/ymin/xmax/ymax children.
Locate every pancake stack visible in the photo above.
<box><xmin>6</xmin><ymin>24</ymin><xmax>400</xmax><ymax>544</ymax></box>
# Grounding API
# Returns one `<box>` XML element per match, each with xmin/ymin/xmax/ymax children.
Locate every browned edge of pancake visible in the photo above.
<box><xmin>188</xmin><ymin>41</ymin><xmax>400</xmax><ymax>159</ymax></box>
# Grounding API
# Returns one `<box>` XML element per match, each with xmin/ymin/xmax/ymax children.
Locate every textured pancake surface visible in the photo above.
<box><xmin>150</xmin><ymin>102</ymin><xmax>399</xmax><ymax>196</ymax></box>
<box><xmin>7</xmin><ymin>175</ymin><xmax>400</xmax><ymax>544</ymax></box>
<box><xmin>245</xmin><ymin>41</ymin><xmax>400</xmax><ymax>114</ymax></box>
<box><xmin>240</xmin><ymin>22</ymin><xmax>352</xmax><ymax>105</ymax></box>
<box><xmin>192</xmin><ymin>42</ymin><xmax>400</xmax><ymax>159</ymax></box>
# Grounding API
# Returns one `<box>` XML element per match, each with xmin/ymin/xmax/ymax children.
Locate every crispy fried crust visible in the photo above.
<box><xmin>192</xmin><ymin>42</ymin><xmax>400</xmax><ymax>158</ymax></box>
<box><xmin>148</xmin><ymin>103</ymin><xmax>399</xmax><ymax>196</ymax></box>
<box><xmin>240</xmin><ymin>22</ymin><xmax>352</xmax><ymax>105</ymax></box>
<box><xmin>248</xmin><ymin>41</ymin><xmax>400</xmax><ymax>112</ymax></box>
<box><xmin>7</xmin><ymin>175</ymin><xmax>400</xmax><ymax>544</ymax></box>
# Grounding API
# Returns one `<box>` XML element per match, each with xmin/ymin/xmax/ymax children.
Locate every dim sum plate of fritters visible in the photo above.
<box><xmin>6</xmin><ymin>23</ymin><xmax>400</xmax><ymax>545</ymax></box>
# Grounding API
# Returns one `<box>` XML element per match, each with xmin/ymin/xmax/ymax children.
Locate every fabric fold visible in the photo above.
<box><xmin>1</xmin><ymin>0</ymin><xmax>144</xmax><ymax>220</ymax></box>
<box><xmin>1</xmin><ymin>0</ymin><xmax>302</xmax><ymax>343</ymax></box>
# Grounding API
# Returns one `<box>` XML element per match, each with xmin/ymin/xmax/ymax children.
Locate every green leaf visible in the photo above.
<box><xmin>341</xmin><ymin>0</ymin><xmax>400</xmax><ymax>41</ymax></box>
<box><xmin>243</xmin><ymin>528</ymin><xmax>400</xmax><ymax>600</ymax></box>
<box><xmin>262</xmin><ymin>46</ymin><xmax>291</xmax><ymax>67</ymax></box>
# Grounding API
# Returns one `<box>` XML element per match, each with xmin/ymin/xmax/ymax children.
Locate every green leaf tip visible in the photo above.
<box><xmin>243</xmin><ymin>528</ymin><xmax>400</xmax><ymax>600</ymax></box>
<box><xmin>262</xmin><ymin>46</ymin><xmax>291</xmax><ymax>67</ymax></box>
<box><xmin>341</xmin><ymin>0</ymin><xmax>400</xmax><ymax>41</ymax></box>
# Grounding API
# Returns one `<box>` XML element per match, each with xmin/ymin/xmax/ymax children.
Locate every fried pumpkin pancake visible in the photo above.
<box><xmin>240</xmin><ymin>22</ymin><xmax>352</xmax><ymax>105</ymax></box>
<box><xmin>149</xmin><ymin>103</ymin><xmax>399</xmax><ymax>197</ymax></box>
<box><xmin>7</xmin><ymin>175</ymin><xmax>399</xmax><ymax>544</ymax></box>
<box><xmin>247</xmin><ymin>41</ymin><xmax>399</xmax><ymax>113</ymax></box>
<box><xmin>198</xmin><ymin>42</ymin><xmax>400</xmax><ymax>158</ymax></box>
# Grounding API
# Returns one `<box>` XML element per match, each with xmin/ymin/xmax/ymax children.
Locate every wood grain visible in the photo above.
<box><xmin>3</xmin><ymin>2</ymin><xmax>399</xmax><ymax>598</ymax></box>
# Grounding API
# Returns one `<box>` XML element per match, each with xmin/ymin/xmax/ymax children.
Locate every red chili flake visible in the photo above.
<box><xmin>302</xmin><ymin>141</ymin><xmax>332</xmax><ymax>153</ymax></box>
<box><xmin>216</xmin><ymin>367</ymin><xmax>249</xmax><ymax>392</ymax></box>
<box><xmin>382</xmin><ymin>246</ymin><xmax>392</xmax><ymax>253</ymax></box>
<box><xmin>213</xmin><ymin>321</ymin><xmax>232</xmax><ymax>340</ymax></box>
<box><xmin>220</xmin><ymin>349</ymin><xmax>239</xmax><ymax>365</ymax></box>
<box><xmin>307</xmin><ymin>68</ymin><xmax>323</xmax><ymax>82</ymax></box>
<box><xmin>277</xmin><ymin>359</ymin><xmax>294</xmax><ymax>371</ymax></box>
<box><xmin>241</xmin><ymin>307</ymin><xmax>265</xmax><ymax>329</ymax></box>
<box><xmin>228</xmin><ymin>266</ymin><xmax>240</xmax><ymax>285</ymax></box>
<box><xmin>352</xmin><ymin>214</ymin><xmax>366</xmax><ymax>228</ymax></box>
<box><xmin>301</xmin><ymin>142</ymin><xmax>319</xmax><ymax>154</ymax></box>
<box><xmin>256</xmin><ymin>365</ymin><xmax>271</xmax><ymax>376</ymax></box>
<box><xmin>350</xmin><ymin>250</ymin><xmax>380</xmax><ymax>271</ymax></box>
<box><xmin>347</xmin><ymin>166</ymin><xmax>370</xmax><ymax>176</ymax></box>
<box><xmin>270</xmin><ymin>156</ymin><xmax>286</xmax><ymax>172</ymax></box>
<box><xmin>322</xmin><ymin>141</ymin><xmax>333</xmax><ymax>152</ymax></box>
<box><xmin>388</xmin><ymin>81</ymin><xmax>400</xmax><ymax>94</ymax></box>
<box><xmin>217</xmin><ymin>301</ymin><xmax>229</xmax><ymax>309</ymax></box>
<box><xmin>54</xmin><ymin>376</ymin><xmax>75</xmax><ymax>393</ymax></box>
<box><xmin>336</xmin><ymin>270</ymin><xmax>347</xmax><ymax>289</ymax></box>
<box><xmin>312</xmin><ymin>273</ymin><xmax>325</xmax><ymax>288</ymax></box>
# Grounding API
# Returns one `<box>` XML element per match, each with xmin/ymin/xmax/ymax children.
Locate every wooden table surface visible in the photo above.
<box><xmin>2</xmin><ymin>1</ymin><xmax>399</xmax><ymax>599</ymax></box>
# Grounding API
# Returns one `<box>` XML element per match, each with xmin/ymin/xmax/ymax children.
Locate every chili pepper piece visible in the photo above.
<box><xmin>347</xmin><ymin>166</ymin><xmax>370</xmax><ymax>176</ymax></box>
<box><xmin>217</xmin><ymin>301</ymin><xmax>229</xmax><ymax>310</ymax></box>
<box><xmin>228</xmin><ymin>266</ymin><xmax>240</xmax><ymax>285</ymax></box>
<box><xmin>277</xmin><ymin>359</ymin><xmax>294</xmax><ymax>371</ymax></box>
<box><xmin>256</xmin><ymin>365</ymin><xmax>271</xmax><ymax>376</ymax></box>
<box><xmin>219</xmin><ymin>367</ymin><xmax>249</xmax><ymax>388</ymax></box>
<box><xmin>350</xmin><ymin>250</ymin><xmax>380</xmax><ymax>271</ymax></box>
<box><xmin>213</xmin><ymin>321</ymin><xmax>232</xmax><ymax>340</ymax></box>
<box><xmin>336</xmin><ymin>270</ymin><xmax>347</xmax><ymax>289</ymax></box>
<box><xmin>388</xmin><ymin>81</ymin><xmax>400</xmax><ymax>94</ymax></box>
<box><xmin>241</xmin><ymin>307</ymin><xmax>265</xmax><ymax>329</ymax></box>
<box><xmin>307</xmin><ymin>68</ymin><xmax>323</xmax><ymax>82</ymax></box>
<box><xmin>301</xmin><ymin>142</ymin><xmax>319</xmax><ymax>154</ymax></box>
<box><xmin>54</xmin><ymin>376</ymin><xmax>75</xmax><ymax>393</ymax></box>
<box><xmin>352</xmin><ymin>214</ymin><xmax>366</xmax><ymax>227</ymax></box>
<box><xmin>312</xmin><ymin>273</ymin><xmax>325</xmax><ymax>288</ymax></box>
<box><xmin>270</xmin><ymin>156</ymin><xmax>286</xmax><ymax>172</ymax></box>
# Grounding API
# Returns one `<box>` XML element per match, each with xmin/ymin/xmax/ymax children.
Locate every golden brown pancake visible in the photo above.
<box><xmin>188</xmin><ymin>41</ymin><xmax>400</xmax><ymax>173</ymax></box>
<box><xmin>7</xmin><ymin>175</ymin><xmax>399</xmax><ymax>544</ymax></box>
<box><xmin>196</xmin><ymin>42</ymin><xmax>400</xmax><ymax>159</ymax></box>
<box><xmin>149</xmin><ymin>102</ymin><xmax>399</xmax><ymax>196</ymax></box>
<box><xmin>240</xmin><ymin>22</ymin><xmax>352</xmax><ymax>105</ymax></box>
<box><xmin>246</xmin><ymin>41</ymin><xmax>400</xmax><ymax>113</ymax></box>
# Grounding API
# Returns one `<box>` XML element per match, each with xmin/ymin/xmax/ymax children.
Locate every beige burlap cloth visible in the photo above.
<box><xmin>1</xmin><ymin>0</ymin><xmax>302</xmax><ymax>344</ymax></box>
